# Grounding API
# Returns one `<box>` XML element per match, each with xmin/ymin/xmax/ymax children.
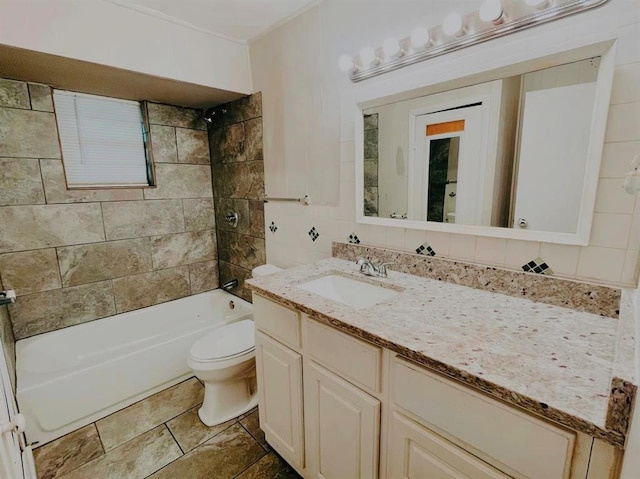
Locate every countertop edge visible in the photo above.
<box><xmin>248</xmin><ymin>282</ymin><xmax>628</xmax><ymax>449</ymax></box>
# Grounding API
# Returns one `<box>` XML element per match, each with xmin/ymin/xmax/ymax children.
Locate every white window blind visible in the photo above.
<box><xmin>53</xmin><ymin>90</ymin><xmax>150</xmax><ymax>187</ymax></box>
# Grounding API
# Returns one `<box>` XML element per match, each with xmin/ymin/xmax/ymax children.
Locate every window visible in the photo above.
<box><xmin>53</xmin><ymin>90</ymin><xmax>153</xmax><ymax>188</ymax></box>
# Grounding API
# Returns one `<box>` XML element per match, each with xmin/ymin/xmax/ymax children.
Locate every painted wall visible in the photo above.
<box><xmin>250</xmin><ymin>0</ymin><xmax>640</xmax><ymax>287</ymax></box>
<box><xmin>0</xmin><ymin>0</ymin><xmax>252</xmax><ymax>95</ymax></box>
<box><xmin>207</xmin><ymin>93</ymin><xmax>266</xmax><ymax>302</ymax></box>
<box><xmin>0</xmin><ymin>78</ymin><xmax>218</xmax><ymax>340</ymax></box>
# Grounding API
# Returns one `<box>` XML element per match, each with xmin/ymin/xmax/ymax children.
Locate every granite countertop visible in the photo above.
<box><xmin>246</xmin><ymin>257</ymin><xmax>637</xmax><ymax>448</ymax></box>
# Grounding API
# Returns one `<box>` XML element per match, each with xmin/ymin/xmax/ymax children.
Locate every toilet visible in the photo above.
<box><xmin>188</xmin><ymin>264</ymin><xmax>283</xmax><ymax>427</ymax></box>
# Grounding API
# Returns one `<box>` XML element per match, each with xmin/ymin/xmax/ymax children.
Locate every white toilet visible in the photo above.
<box><xmin>188</xmin><ymin>264</ymin><xmax>282</xmax><ymax>427</ymax></box>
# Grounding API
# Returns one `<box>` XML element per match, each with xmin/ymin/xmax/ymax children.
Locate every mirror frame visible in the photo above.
<box><xmin>354</xmin><ymin>39</ymin><xmax>616</xmax><ymax>246</ymax></box>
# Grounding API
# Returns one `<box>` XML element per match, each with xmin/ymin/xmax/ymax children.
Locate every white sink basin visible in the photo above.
<box><xmin>297</xmin><ymin>274</ymin><xmax>398</xmax><ymax>310</ymax></box>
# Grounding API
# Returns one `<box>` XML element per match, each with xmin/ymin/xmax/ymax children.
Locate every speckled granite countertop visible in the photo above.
<box><xmin>246</xmin><ymin>258</ymin><xmax>637</xmax><ymax>448</ymax></box>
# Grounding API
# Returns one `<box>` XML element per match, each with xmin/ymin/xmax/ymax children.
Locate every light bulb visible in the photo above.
<box><xmin>338</xmin><ymin>54</ymin><xmax>354</xmax><ymax>72</ymax></box>
<box><xmin>360</xmin><ymin>46</ymin><xmax>377</xmax><ymax>66</ymax></box>
<box><xmin>410</xmin><ymin>27</ymin><xmax>430</xmax><ymax>49</ymax></box>
<box><xmin>383</xmin><ymin>37</ymin><xmax>402</xmax><ymax>59</ymax></box>
<box><xmin>525</xmin><ymin>0</ymin><xmax>548</xmax><ymax>7</ymax></box>
<box><xmin>479</xmin><ymin>0</ymin><xmax>504</xmax><ymax>23</ymax></box>
<box><xmin>442</xmin><ymin>12</ymin><xmax>464</xmax><ymax>37</ymax></box>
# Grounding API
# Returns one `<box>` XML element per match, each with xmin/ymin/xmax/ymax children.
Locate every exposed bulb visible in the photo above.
<box><xmin>525</xmin><ymin>0</ymin><xmax>548</xmax><ymax>7</ymax></box>
<box><xmin>359</xmin><ymin>46</ymin><xmax>377</xmax><ymax>66</ymax></box>
<box><xmin>383</xmin><ymin>37</ymin><xmax>402</xmax><ymax>59</ymax></box>
<box><xmin>479</xmin><ymin>0</ymin><xmax>504</xmax><ymax>23</ymax></box>
<box><xmin>442</xmin><ymin>12</ymin><xmax>464</xmax><ymax>37</ymax></box>
<box><xmin>338</xmin><ymin>54</ymin><xmax>354</xmax><ymax>72</ymax></box>
<box><xmin>410</xmin><ymin>27</ymin><xmax>430</xmax><ymax>49</ymax></box>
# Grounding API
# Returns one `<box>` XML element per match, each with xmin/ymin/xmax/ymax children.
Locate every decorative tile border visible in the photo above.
<box><xmin>332</xmin><ymin>241</ymin><xmax>621</xmax><ymax>318</ymax></box>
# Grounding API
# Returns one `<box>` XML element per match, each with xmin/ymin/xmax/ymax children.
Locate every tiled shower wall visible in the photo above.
<box><xmin>208</xmin><ymin>93</ymin><xmax>266</xmax><ymax>302</ymax></box>
<box><xmin>0</xmin><ymin>77</ymin><xmax>218</xmax><ymax>341</ymax></box>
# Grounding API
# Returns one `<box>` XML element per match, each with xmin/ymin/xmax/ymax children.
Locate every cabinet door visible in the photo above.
<box><xmin>305</xmin><ymin>361</ymin><xmax>380</xmax><ymax>479</ymax></box>
<box><xmin>255</xmin><ymin>331</ymin><xmax>304</xmax><ymax>470</ymax></box>
<box><xmin>388</xmin><ymin>411</ymin><xmax>512</xmax><ymax>479</ymax></box>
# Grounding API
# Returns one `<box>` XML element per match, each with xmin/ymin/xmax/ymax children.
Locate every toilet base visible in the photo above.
<box><xmin>197</xmin><ymin>377</ymin><xmax>259</xmax><ymax>427</ymax></box>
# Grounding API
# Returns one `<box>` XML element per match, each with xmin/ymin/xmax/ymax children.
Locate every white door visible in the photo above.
<box><xmin>255</xmin><ymin>331</ymin><xmax>304</xmax><ymax>471</ymax></box>
<box><xmin>513</xmin><ymin>82</ymin><xmax>597</xmax><ymax>233</ymax></box>
<box><xmin>0</xmin><ymin>342</ymin><xmax>36</xmax><ymax>479</ymax></box>
<box><xmin>410</xmin><ymin>105</ymin><xmax>483</xmax><ymax>224</ymax></box>
<box><xmin>387</xmin><ymin>411</ymin><xmax>512</xmax><ymax>479</ymax></box>
<box><xmin>304</xmin><ymin>361</ymin><xmax>380</xmax><ymax>479</ymax></box>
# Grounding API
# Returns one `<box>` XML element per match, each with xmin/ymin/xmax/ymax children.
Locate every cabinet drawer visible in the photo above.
<box><xmin>392</xmin><ymin>357</ymin><xmax>575</xmax><ymax>479</ymax></box>
<box><xmin>305</xmin><ymin>317</ymin><xmax>382</xmax><ymax>393</ymax></box>
<box><xmin>253</xmin><ymin>294</ymin><xmax>301</xmax><ymax>350</ymax></box>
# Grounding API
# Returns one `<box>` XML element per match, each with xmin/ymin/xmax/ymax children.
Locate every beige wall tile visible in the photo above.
<box><xmin>244</xmin><ymin>118</ymin><xmax>263</xmax><ymax>161</ymax></box>
<box><xmin>151</xmin><ymin>230</ymin><xmax>216</xmax><ymax>269</ymax></box>
<box><xmin>189</xmin><ymin>260</ymin><xmax>219</xmax><ymax>294</ymax></box>
<box><xmin>147</xmin><ymin>103</ymin><xmax>206</xmax><ymax>130</ymax></box>
<box><xmin>150</xmin><ymin>124</ymin><xmax>177</xmax><ymax>164</ymax></box>
<box><xmin>0</xmin><ymin>108</ymin><xmax>61</xmax><ymax>158</ymax></box>
<box><xmin>40</xmin><ymin>160</ymin><xmax>143</xmax><ymax>203</ymax></box>
<box><xmin>0</xmin><ymin>204</ymin><xmax>105</xmax><ymax>253</ymax></box>
<box><xmin>96</xmin><ymin>378</ymin><xmax>203</xmax><ymax>451</ymax></box>
<box><xmin>28</xmin><ymin>83</ymin><xmax>54</xmax><ymax>112</ymax></box>
<box><xmin>504</xmin><ymin>240</ymin><xmax>541</xmax><ymax>270</ymax></box>
<box><xmin>0</xmin><ymin>79</ymin><xmax>29</xmax><ymax>109</ymax></box>
<box><xmin>176</xmin><ymin>128</ymin><xmax>210</xmax><ymax>164</ymax></box>
<box><xmin>249</xmin><ymin>200</ymin><xmax>265</xmax><ymax>239</ymax></box>
<box><xmin>594</xmin><ymin>178</ymin><xmax>636</xmax><ymax>214</ymax></box>
<box><xmin>0</xmin><ymin>249</ymin><xmax>61</xmax><ymax>295</ymax></box>
<box><xmin>449</xmin><ymin>234</ymin><xmax>477</xmax><ymax>261</ymax></box>
<box><xmin>539</xmin><ymin>243</ymin><xmax>580</xmax><ymax>277</ymax></box>
<box><xmin>0</xmin><ymin>158</ymin><xmax>45</xmax><ymax>206</ymax></box>
<box><xmin>143</xmin><ymin>164</ymin><xmax>213</xmax><ymax>199</ymax></box>
<box><xmin>590</xmin><ymin>213</ymin><xmax>632</xmax><ymax>249</ymax></box>
<box><xmin>102</xmin><ymin>199</ymin><xmax>184</xmax><ymax>240</ymax></box>
<box><xmin>576</xmin><ymin>246</ymin><xmax>626</xmax><ymax>284</ymax></box>
<box><xmin>404</xmin><ymin>229</ymin><xmax>428</xmax><ymax>253</ymax></box>
<box><xmin>112</xmin><ymin>266</ymin><xmax>190</xmax><ymax>313</ymax></box>
<box><xmin>183</xmin><ymin>198</ymin><xmax>215</xmax><ymax>232</ymax></box>
<box><xmin>605</xmin><ymin>102</ymin><xmax>640</xmax><ymax>143</ymax></box>
<box><xmin>217</xmin><ymin>231</ymin><xmax>264</xmax><ymax>271</ymax></box>
<box><xmin>209</xmin><ymin>123</ymin><xmax>245</xmax><ymax>163</ymax></box>
<box><xmin>9</xmin><ymin>281</ymin><xmax>115</xmax><ymax>339</ymax></box>
<box><xmin>426</xmin><ymin>231</ymin><xmax>450</xmax><ymax>257</ymax></box>
<box><xmin>58</xmin><ymin>238</ymin><xmax>153</xmax><ymax>287</ymax></box>
<box><xmin>212</xmin><ymin>161</ymin><xmax>265</xmax><ymax>200</ymax></box>
<box><xmin>622</xmin><ymin>249</ymin><xmax>639</xmax><ymax>285</ymax></box>
<box><xmin>61</xmin><ymin>426</ymin><xmax>181</xmax><ymax>479</ymax></box>
<box><xmin>475</xmin><ymin>237</ymin><xmax>507</xmax><ymax>266</ymax></box>
<box><xmin>600</xmin><ymin>141</ymin><xmax>640</xmax><ymax>178</ymax></box>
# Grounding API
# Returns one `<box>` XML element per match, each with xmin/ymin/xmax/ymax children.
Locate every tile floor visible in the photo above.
<box><xmin>32</xmin><ymin>377</ymin><xmax>301</xmax><ymax>479</ymax></box>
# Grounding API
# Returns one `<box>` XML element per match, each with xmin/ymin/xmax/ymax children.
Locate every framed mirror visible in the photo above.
<box><xmin>355</xmin><ymin>41</ymin><xmax>616</xmax><ymax>245</ymax></box>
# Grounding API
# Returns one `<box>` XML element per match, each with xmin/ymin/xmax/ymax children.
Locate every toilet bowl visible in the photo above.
<box><xmin>188</xmin><ymin>319</ymin><xmax>258</xmax><ymax>426</ymax></box>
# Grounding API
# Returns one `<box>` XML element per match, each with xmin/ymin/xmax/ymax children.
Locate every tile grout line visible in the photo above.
<box><xmin>163</xmin><ymin>422</ymin><xmax>186</xmax><ymax>456</ymax></box>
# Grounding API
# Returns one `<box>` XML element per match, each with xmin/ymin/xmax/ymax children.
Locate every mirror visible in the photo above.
<box><xmin>357</xmin><ymin>43</ymin><xmax>615</xmax><ymax>245</ymax></box>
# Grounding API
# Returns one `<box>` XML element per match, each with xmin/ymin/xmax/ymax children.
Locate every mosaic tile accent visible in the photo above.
<box><xmin>522</xmin><ymin>257</ymin><xmax>554</xmax><ymax>275</ymax></box>
<box><xmin>308</xmin><ymin>226</ymin><xmax>319</xmax><ymax>242</ymax></box>
<box><xmin>348</xmin><ymin>233</ymin><xmax>361</xmax><ymax>244</ymax></box>
<box><xmin>416</xmin><ymin>242</ymin><xmax>436</xmax><ymax>256</ymax></box>
<box><xmin>269</xmin><ymin>222</ymin><xmax>278</xmax><ymax>233</ymax></box>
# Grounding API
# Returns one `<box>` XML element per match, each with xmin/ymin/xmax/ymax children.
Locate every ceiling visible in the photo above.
<box><xmin>109</xmin><ymin>0</ymin><xmax>318</xmax><ymax>42</ymax></box>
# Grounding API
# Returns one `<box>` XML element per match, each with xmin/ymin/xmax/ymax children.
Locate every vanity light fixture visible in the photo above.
<box><xmin>341</xmin><ymin>0</ymin><xmax>610</xmax><ymax>82</ymax></box>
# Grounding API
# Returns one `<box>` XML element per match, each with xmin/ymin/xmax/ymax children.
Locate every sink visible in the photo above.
<box><xmin>297</xmin><ymin>274</ymin><xmax>398</xmax><ymax>310</ymax></box>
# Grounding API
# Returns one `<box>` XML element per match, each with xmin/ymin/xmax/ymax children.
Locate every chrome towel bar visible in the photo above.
<box><xmin>260</xmin><ymin>195</ymin><xmax>310</xmax><ymax>205</ymax></box>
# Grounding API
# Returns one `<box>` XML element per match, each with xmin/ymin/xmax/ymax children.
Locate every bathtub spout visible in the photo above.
<box><xmin>221</xmin><ymin>279</ymin><xmax>239</xmax><ymax>291</ymax></box>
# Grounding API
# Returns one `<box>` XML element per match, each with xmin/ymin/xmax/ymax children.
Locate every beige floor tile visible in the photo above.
<box><xmin>236</xmin><ymin>452</ymin><xmax>302</xmax><ymax>479</ymax></box>
<box><xmin>149</xmin><ymin>423</ymin><xmax>266</xmax><ymax>479</ymax></box>
<box><xmin>166</xmin><ymin>405</ymin><xmax>236</xmax><ymax>452</ymax></box>
<box><xmin>59</xmin><ymin>425</ymin><xmax>181</xmax><ymax>479</ymax></box>
<box><xmin>239</xmin><ymin>410</ymin><xmax>270</xmax><ymax>451</ymax></box>
<box><xmin>34</xmin><ymin>424</ymin><xmax>104</xmax><ymax>479</ymax></box>
<box><xmin>96</xmin><ymin>377</ymin><xmax>203</xmax><ymax>450</ymax></box>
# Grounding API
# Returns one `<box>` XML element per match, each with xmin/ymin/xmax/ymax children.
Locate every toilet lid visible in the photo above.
<box><xmin>190</xmin><ymin>319</ymin><xmax>255</xmax><ymax>362</ymax></box>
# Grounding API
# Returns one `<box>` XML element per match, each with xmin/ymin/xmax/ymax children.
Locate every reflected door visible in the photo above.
<box><xmin>411</xmin><ymin>106</ymin><xmax>483</xmax><ymax>224</ymax></box>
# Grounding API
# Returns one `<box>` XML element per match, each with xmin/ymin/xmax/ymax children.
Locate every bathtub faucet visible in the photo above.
<box><xmin>221</xmin><ymin>279</ymin><xmax>239</xmax><ymax>291</ymax></box>
<box><xmin>0</xmin><ymin>290</ymin><xmax>16</xmax><ymax>306</ymax></box>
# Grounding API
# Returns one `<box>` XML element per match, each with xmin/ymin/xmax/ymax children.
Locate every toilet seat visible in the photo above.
<box><xmin>190</xmin><ymin>319</ymin><xmax>255</xmax><ymax>363</ymax></box>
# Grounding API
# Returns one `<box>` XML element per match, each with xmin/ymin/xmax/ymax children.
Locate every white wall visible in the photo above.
<box><xmin>0</xmin><ymin>0</ymin><xmax>252</xmax><ymax>94</ymax></box>
<box><xmin>250</xmin><ymin>0</ymin><xmax>640</xmax><ymax>287</ymax></box>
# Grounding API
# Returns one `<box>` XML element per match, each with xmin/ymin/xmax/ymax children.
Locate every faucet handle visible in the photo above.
<box><xmin>376</xmin><ymin>262</ymin><xmax>394</xmax><ymax>277</ymax></box>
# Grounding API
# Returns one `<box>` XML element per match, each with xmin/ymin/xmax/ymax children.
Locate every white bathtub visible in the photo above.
<box><xmin>15</xmin><ymin>290</ymin><xmax>252</xmax><ymax>447</ymax></box>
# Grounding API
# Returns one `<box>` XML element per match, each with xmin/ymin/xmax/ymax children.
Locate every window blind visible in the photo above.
<box><xmin>53</xmin><ymin>91</ymin><xmax>149</xmax><ymax>187</ymax></box>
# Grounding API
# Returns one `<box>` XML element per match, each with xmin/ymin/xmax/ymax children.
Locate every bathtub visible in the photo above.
<box><xmin>15</xmin><ymin>290</ymin><xmax>252</xmax><ymax>447</ymax></box>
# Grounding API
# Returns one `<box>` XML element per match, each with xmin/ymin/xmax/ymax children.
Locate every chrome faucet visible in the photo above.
<box><xmin>356</xmin><ymin>258</ymin><xmax>393</xmax><ymax>278</ymax></box>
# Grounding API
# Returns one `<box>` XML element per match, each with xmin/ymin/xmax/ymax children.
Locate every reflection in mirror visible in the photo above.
<box><xmin>361</xmin><ymin>57</ymin><xmax>601</xmax><ymax>235</ymax></box>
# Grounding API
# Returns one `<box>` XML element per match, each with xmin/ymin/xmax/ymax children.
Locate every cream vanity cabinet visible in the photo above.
<box><xmin>253</xmin><ymin>294</ymin><xmax>620</xmax><ymax>479</ymax></box>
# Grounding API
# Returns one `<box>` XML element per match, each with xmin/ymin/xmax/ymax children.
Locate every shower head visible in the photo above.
<box><xmin>203</xmin><ymin>107</ymin><xmax>226</xmax><ymax>125</ymax></box>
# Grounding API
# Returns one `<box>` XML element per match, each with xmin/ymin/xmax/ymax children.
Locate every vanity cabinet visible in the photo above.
<box><xmin>253</xmin><ymin>294</ymin><xmax>622</xmax><ymax>479</ymax></box>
